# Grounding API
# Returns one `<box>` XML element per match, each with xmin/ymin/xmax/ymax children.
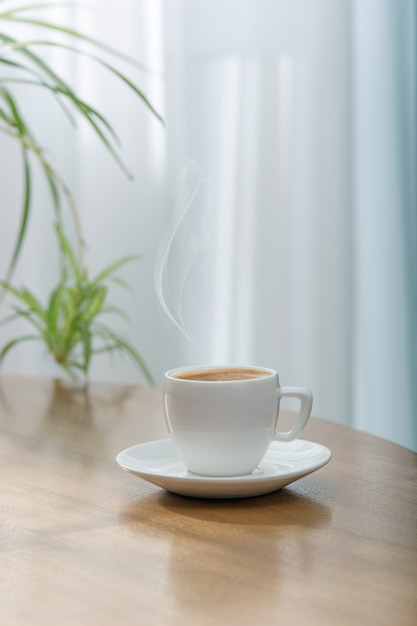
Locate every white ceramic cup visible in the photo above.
<box><xmin>163</xmin><ymin>365</ymin><xmax>313</xmax><ymax>477</ymax></box>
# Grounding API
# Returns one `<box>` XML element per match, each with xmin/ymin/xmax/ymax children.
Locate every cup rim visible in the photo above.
<box><xmin>165</xmin><ymin>365</ymin><xmax>276</xmax><ymax>382</ymax></box>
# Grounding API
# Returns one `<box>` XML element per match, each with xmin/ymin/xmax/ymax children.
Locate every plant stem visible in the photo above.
<box><xmin>0</xmin><ymin>124</ymin><xmax>85</xmax><ymax>271</ymax></box>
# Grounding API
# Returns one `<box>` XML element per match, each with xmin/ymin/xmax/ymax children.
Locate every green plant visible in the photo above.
<box><xmin>0</xmin><ymin>225</ymin><xmax>154</xmax><ymax>382</ymax></box>
<box><xmin>0</xmin><ymin>2</ymin><xmax>162</xmax><ymax>382</ymax></box>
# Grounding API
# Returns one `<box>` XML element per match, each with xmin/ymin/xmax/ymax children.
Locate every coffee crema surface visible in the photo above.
<box><xmin>172</xmin><ymin>368</ymin><xmax>271</xmax><ymax>382</ymax></box>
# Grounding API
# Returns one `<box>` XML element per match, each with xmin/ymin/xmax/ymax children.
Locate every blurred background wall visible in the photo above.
<box><xmin>1</xmin><ymin>0</ymin><xmax>416</xmax><ymax>451</ymax></box>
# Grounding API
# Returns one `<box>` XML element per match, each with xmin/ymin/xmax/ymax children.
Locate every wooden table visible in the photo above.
<box><xmin>0</xmin><ymin>375</ymin><xmax>416</xmax><ymax>626</ymax></box>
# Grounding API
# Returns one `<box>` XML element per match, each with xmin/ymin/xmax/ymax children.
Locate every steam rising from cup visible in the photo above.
<box><xmin>154</xmin><ymin>163</ymin><xmax>218</xmax><ymax>358</ymax></box>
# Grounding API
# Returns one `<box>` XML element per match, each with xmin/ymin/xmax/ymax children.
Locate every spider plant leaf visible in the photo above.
<box><xmin>0</xmin><ymin>334</ymin><xmax>40</xmax><ymax>365</ymax></box>
<box><xmin>0</xmin><ymin>311</ymin><xmax>22</xmax><ymax>326</ymax></box>
<box><xmin>54</xmin><ymin>223</ymin><xmax>80</xmax><ymax>279</ymax></box>
<box><xmin>46</xmin><ymin>281</ymin><xmax>66</xmax><ymax>330</ymax></box>
<box><xmin>0</xmin><ymin>145</ymin><xmax>31</xmax><ymax>296</ymax></box>
<box><xmin>0</xmin><ymin>58</ymin><xmax>79</xmax><ymax>128</ymax></box>
<box><xmin>0</xmin><ymin>84</ymin><xmax>29</xmax><ymax>133</ymax></box>
<box><xmin>82</xmin><ymin>327</ymin><xmax>92</xmax><ymax>373</ymax></box>
<box><xmin>61</xmin><ymin>89</ymin><xmax>120</xmax><ymax>145</ymax></box>
<box><xmin>0</xmin><ymin>53</ymin><xmax>158</xmax><ymax>148</ymax></box>
<box><xmin>0</xmin><ymin>86</ymin><xmax>44</xmax><ymax>292</ymax></box>
<box><xmin>107</xmin><ymin>276</ymin><xmax>134</xmax><ymax>292</ymax></box>
<box><xmin>6</xmin><ymin>306</ymin><xmax>46</xmax><ymax>334</ymax></box>
<box><xmin>90</xmin><ymin>255</ymin><xmax>139</xmax><ymax>289</ymax></box>
<box><xmin>1</xmin><ymin>12</ymin><xmax>150</xmax><ymax>72</ymax></box>
<box><xmin>0</xmin><ymin>46</ymin><xmax>125</xmax><ymax>147</ymax></box>
<box><xmin>94</xmin><ymin>324</ymin><xmax>154</xmax><ymax>384</ymax></box>
<box><xmin>0</xmin><ymin>38</ymin><xmax>161</xmax><ymax>157</ymax></box>
<box><xmin>98</xmin><ymin>60</ymin><xmax>164</xmax><ymax>126</ymax></box>
<box><xmin>17</xmin><ymin>65</ymin><xmax>122</xmax><ymax>145</ymax></box>
<box><xmin>0</xmin><ymin>280</ymin><xmax>47</xmax><ymax>325</ymax></box>
<box><xmin>0</xmin><ymin>33</ymin><xmax>131</xmax><ymax>174</ymax></box>
<box><xmin>2</xmin><ymin>76</ymin><xmax>78</xmax><ymax>126</ymax></box>
<box><xmin>100</xmin><ymin>304</ymin><xmax>129</xmax><ymax>320</ymax></box>
<box><xmin>70</xmin><ymin>97</ymin><xmax>130</xmax><ymax>175</ymax></box>
<box><xmin>0</xmin><ymin>106</ymin><xmax>10</xmax><ymax>123</ymax></box>
<box><xmin>82</xmin><ymin>286</ymin><xmax>106</xmax><ymax>321</ymax></box>
<box><xmin>19</xmin><ymin>287</ymin><xmax>47</xmax><ymax>321</ymax></box>
<box><xmin>0</xmin><ymin>57</ymin><xmax>29</xmax><ymax>70</ymax></box>
<box><xmin>66</xmin><ymin>93</ymin><xmax>125</xmax><ymax>157</ymax></box>
<box><xmin>2</xmin><ymin>37</ymin><xmax>163</xmax><ymax>124</ymax></box>
<box><xmin>0</xmin><ymin>280</ymin><xmax>26</xmax><ymax>302</ymax></box>
<box><xmin>4</xmin><ymin>86</ymin><xmax>62</xmax><ymax>221</ymax></box>
<box><xmin>44</xmin><ymin>167</ymin><xmax>62</xmax><ymax>223</ymax></box>
<box><xmin>0</xmin><ymin>33</ymin><xmax>67</xmax><ymax>89</ymax></box>
<box><xmin>24</xmin><ymin>39</ymin><xmax>164</xmax><ymax>125</ymax></box>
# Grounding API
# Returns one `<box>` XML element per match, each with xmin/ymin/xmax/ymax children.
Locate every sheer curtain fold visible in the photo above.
<box><xmin>352</xmin><ymin>0</ymin><xmax>417</xmax><ymax>449</ymax></box>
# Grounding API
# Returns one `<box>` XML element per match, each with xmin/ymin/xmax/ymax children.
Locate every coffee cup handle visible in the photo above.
<box><xmin>274</xmin><ymin>387</ymin><xmax>313</xmax><ymax>442</ymax></box>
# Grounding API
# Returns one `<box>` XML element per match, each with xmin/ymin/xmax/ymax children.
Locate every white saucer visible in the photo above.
<box><xmin>116</xmin><ymin>438</ymin><xmax>332</xmax><ymax>499</ymax></box>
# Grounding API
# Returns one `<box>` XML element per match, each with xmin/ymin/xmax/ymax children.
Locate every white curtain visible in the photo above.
<box><xmin>351</xmin><ymin>0</ymin><xmax>417</xmax><ymax>450</ymax></box>
<box><xmin>1</xmin><ymin>0</ymin><xmax>415</xmax><ymax>451</ymax></box>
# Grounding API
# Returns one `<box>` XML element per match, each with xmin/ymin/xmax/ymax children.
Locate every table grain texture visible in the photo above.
<box><xmin>0</xmin><ymin>374</ymin><xmax>416</xmax><ymax>626</ymax></box>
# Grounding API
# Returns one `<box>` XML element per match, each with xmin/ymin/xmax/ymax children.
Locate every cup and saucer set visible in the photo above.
<box><xmin>116</xmin><ymin>366</ymin><xmax>332</xmax><ymax>499</ymax></box>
